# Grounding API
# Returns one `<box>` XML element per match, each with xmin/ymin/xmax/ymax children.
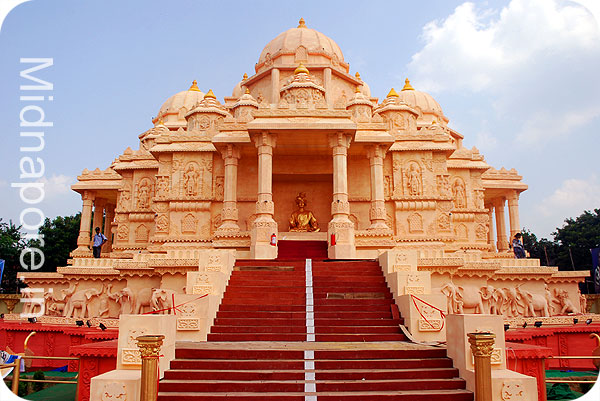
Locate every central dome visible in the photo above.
<box><xmin>258</xmin><ymin>18</ymin><xmax>344</xmax><ymax>66</ymax></box>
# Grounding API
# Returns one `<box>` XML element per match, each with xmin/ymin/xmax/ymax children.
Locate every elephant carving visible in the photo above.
<box><xmin>134</xmin><ymin>287</ymin><xmax>155</xmax><ymax>314</ymax></box>
<box><xmin>44</xmin><ymin>290</ymin><xmax>68</xmax><ymax>317</ymax></box>
<box><xmin>479</xmin><ymin>285</ymin><xmax>496</xmax><ymax>314</ymax></box>
<box><xmin>108</xmin><ymin>285</ymin><xmax>135</xmax><ymax>315</ymax></box>
<box><xmin>516</xmin><ymin>286</ymin><xmax>550</xmax><ymax>317</ymax></box>
<box><xmin>439</xmin><ymin>283</ymin><xmax>486</xmax><ymax>314</ymax></box>
<box><xmin>491</xmin><ymin>287</ymin><xmax>508</xmax><ymax>315</ymax></box>
<box><xmin>554</xmin><ymin>289</ymin><xmax>579</xmax><ymax>314</ymax></box>
<box><xmin>63</xmin><ymin>284</ymin><xmax>103</xmax><ymax>318</ymax></box>
<box><xmin>440</xmin><ymin>282</ymin><xmax>463</xmax><ymax>314</ymax></box>
<box><xmin>503</xmin><ymin>287</ymin><xmax>523</xmax><ymax>318</ymax></box>
<box><xmin>151</xmin><ymin>289</ymin><xmax>177</xmax><ymax>314</ymax></box>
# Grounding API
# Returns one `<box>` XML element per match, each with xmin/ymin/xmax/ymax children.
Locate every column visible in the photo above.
<box><xmin>250</xmin><ymin>132</ymin><xmax>278</xmax><ymax>259</ymax></box>
<box><xmin>486</xmin><ymin>204</ymin><xmax>496</xmax><ymax>252</ymax></box>
<box><xmin>324</xmin><ymin>67</ymin><xmax>332</xmax><ymax>106</ymax></box>
<box><xmin>367</xmin><ymin>145</ymin><xmax>388</xmax><ymax>230</ymax></box>
<box><xmin>74</xmin><ymin>191</ymin><xmax>94</xmax><ymax>254</ymax></box>
<box><xmin>271</xmin><ymin>68</ymin><xmax>280</xmax><ymax>105</ymax></box>
<box><xmin>216</xmin><ymin>144</ymin><xmax>241</xmax><ymax>233</ymax></box>
<box><xmin>507</xmin><ymin>190</ymin><xmax>520</xmax><ymax>239</ymax></box>
<box><xmin>494</xmin><ymin>198</ymin><xmax>508</xmax><ymax>252</ymax></box>
<box><xmin>92</xmin><ymin>198</ymin><xmax>106</xmax><ymax>239</ymax></box>
<box><xmin>328</xmin><ymin>132</ymin><xmax>356</xmax><ymax>259</ymax></box>
<box><xmin>104</xmin><ymin>203</ymin><xmax>115</xmax><ymax>253</ymax></box>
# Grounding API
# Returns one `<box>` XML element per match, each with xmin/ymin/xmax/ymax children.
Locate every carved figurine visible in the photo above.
<box><xmin>134</xmin><ymin>287</ymin><xmax>155</xmax><ymax>314</ymax></box>
<box><xmin>553</xmin><ymin>288</ymin><xmax>579</xmax><ymax>314</ymax></box>
<box><xmin>406</xmin><ymin>164</ymin><xmax>422</xmax><ymax>196</ymax></box>
<box><xmin>184</xmin><ymin>164</ymin><xmax>199</xmax><ymax>196</ymax></box>
<box><xmin>289</xmin><ymin>192</ymin><xmax>319</xmax><ymax>232</ymax></box>
<box><xmin>453</xmin><ymin>179</ymin><xmax>467</xmax><ymax>208</ymax></box>
<box><xmin>516</xmin><ymin>285</ymin><xmax>550</xmax><ymax>317</ymax></box>
<box><xmin>151</xmin><ymin>289</ymin><xmax>177</xmax><ymax>314</ymax></box>
<box><xmin>62</xmin><ymin>284</ymin><xmax>104</xmax><ymax>319</ymax></box>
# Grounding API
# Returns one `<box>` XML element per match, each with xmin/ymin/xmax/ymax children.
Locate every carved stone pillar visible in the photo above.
<box><xmin>486</xmin><ymin>205</ymin><xmax>496</xmax><ymax>252</ymax></box>
<box><xmin>468</xmin><ymin>332</ymin><xmax>495</xmax><ymax>401</ymax></box>
<box><xmin>74</xmin><ymin>191</ymin><xmax>94</xmax><ymax>254</ymax></box>
<box><xmin>367</xmin><ymin>145</ymin><xmax>388</xmax><ymax>230</ymax></box>
<box><xmin>328</xmin><ymin>132</ymin><xmax>356</xmax><ymax>259</ymax></box>
<box><xmin>104</xmin><ymin>203</ymin><xmax>115</xmax><ymax>253</ymax></box>
<box><xmin>271</xmin><ymin>68</ymin><xmax>280</xmax><ymax>105</ymax></box>
<box><xmin>92</xmin><ymin>198</ymin><xmax>106</xmax><ymax>234</ymax></box>
<box><xmin>136</xmin><ymin>335</ymin><xmax>164</xmax><ymax>401</ymax></box>
<box><xmin>507</xmin><ymin>190</ymin><xmax>521</xmax><ymax>239</ymax></box>
<box><xmin>494</xmin><ymin>198</ymin><xmax>508</xmax><ymax>252</ymax></box>
<box><xmin>216</xmin><ymin>144</ymin><xmax>241</xmax><ymax>234</ymax></box>
<box><xmin>250</xmin><ymin>133</ymin><xmax>278</xmax><ymax>259</ymax></box>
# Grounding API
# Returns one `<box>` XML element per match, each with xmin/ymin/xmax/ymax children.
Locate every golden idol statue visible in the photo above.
<box><xmin>289</xmin><ymin>192</ymin><xmax>319</xmax><ymax>232</ymax></box>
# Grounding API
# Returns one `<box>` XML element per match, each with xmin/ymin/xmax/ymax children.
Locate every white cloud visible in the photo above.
<box><xmin>407</xmin><ymin>0</ymin><xmax>600</xmax><ymax>146</ymax></box>
<box><xmin>539</xmin><ymin>175</ymin><xmax>600</xmax><ymax>218</ymax></box>
<box><xmin>36</xmin><ymin>174</ymin><xmax>74</xmax><ymax>199</ymax></box>
<box><xmin>517</xmin><ymin>106</ymin><xmax>600</xmax><ymax>144</ymax></box>
<box><xmin>409</xmin><ymin>0</ymin><xmax>599</xmax><ymax>93</ymax></box>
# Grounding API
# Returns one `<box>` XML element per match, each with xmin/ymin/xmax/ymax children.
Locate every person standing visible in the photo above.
<box><xmin>512</xmin><ymin>233</ymin><xmax>526</xmax><ymax>259</ymax></box>
<box><xmin>92</xmin><ymin>227</ymin><xmax>107</xmax><ymax>258</ymax></box>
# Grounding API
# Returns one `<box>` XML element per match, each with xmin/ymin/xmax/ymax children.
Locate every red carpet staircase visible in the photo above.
<box><xmin>158</xmin><ymin>248</ymin><xmax>472</xmax><ymax>400</ymax></box>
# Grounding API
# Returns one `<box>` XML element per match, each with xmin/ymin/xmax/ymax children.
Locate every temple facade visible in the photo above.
<box><xmin>70</xmin><ymin>18</ymin><xmax>526</xmax><ymax>261</ymax></box>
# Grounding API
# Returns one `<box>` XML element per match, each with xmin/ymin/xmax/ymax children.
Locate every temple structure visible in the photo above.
<box><xmin>8</xmin><ymin>19</ymin><xmax>597</xmax><ymax>401</ymax></box>
<box><xmin>70</xmin><ymin>20</ymin><xmax>526</xmax><ymax>261</ymax></box>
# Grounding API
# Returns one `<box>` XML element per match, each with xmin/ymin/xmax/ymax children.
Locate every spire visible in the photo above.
<box><xmin>243</xmin><ymin>73</ymin><xmax>248</xmax><ymax>80</ymax></box>
<box><xmin>294</xmin><ymin>63</ymin><xmax>310</xmax><ymax>75</ymax></box>
<box><xmin>189</xmin><ymin>80</ymin><xmax>201</xmax><ymax>92</ymax></box>
<box><xmin>401</xmin><ymin>78</ymin><xmax>414</xmax><ymax>91</ymax></box>
<box><xmin>355</xmin><ymin>85</ymin><xmax>361</xmax><ymax>93</ymax></box>
<box><xmin>245</xmin><ymin>88</ymin><xmax>250</xmax><ymax>95</ymax></box>
<box><xmin>298</xmin><ymin>18</ymin><xmax>306</xmax><ymax>28</ymax></box>
<box><xmin>204</xmin><ymin>89</ymin><xmax>217</xmax><ymax>99</ymax></box>
<box><xmin>387</xmin><ymin>88</ymin><xmax>399</xmax><ymax>98</ymax></box>
<box><xmin>355</xmin><ymin>72</ymin><xmax>361</xmax><ymax>80</ymax></box>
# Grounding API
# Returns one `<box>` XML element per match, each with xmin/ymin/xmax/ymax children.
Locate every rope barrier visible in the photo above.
<box><xmin>410</xmin><ymin>294</ymin><xmax>446</xmax><ymax>331</ymax></box>
<box><xmin>142</xmin><ymin>293</ymin><xmax>208</xmax><ymax>315</ymax></box>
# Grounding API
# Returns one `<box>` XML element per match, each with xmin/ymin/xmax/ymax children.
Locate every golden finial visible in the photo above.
<box><xmin>355</xmin><ymin>72</ymin><xmax>361</xmax><ymax>80</ymax></box>
<box><xmin>298</xmin><ymin>18</ymin><xmax>306</xmax><ymax>28</ymax></box>
<box><xmin>243</xmin><ymin>73</ymin><xmax>248</xmax><ymax>80</ymax></box>
<box><xmin>245</xmin><ymin>88</ymin><xmax>250</xmax><ymax>95</ymax></box>
<box><xmin>387</xmin><ymin>88</ymin><xmax>399</xmax><ymax>98</ymax></box>
<box><xmin>157</xmin><ymin>118</ymin><xmax>164</xmax><ymax>126</ymax></box>
<box><xmin>355</xmin><ymin>86</ymin><xmax>361</xmax><ymax>93</ymax></box>
<box><xmin>204</xmin><ymin>89</ymin><xmax>217</xmax><ymax>99</ymax></box>
<box><xmin>401</xmin><ymin>78</ymin><xmax>414</xmax><ymax>91</ymax></box>
<box><xmin>189</xmin><ymin>80</ymin><xmax>201</xmax><ymax>92</ymax></box>
<box><xmin>294</xmin><ymin>63</ymin><xmax>310</xmax><ymax>75</ymax></box>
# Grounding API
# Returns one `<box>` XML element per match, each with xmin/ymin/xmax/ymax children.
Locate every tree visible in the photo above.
<box><xmin>33</xmin><ymin>213</ymin><xmax>81</xmax><ymax>272</ymax></box>
<box><xmin>521</xmin><ymin>228</ymin><xmax>559</xmax><ymax>266</ymax></box>
<box><xmin>0</xmin><ymin>219</ymin><xmax>28</xmax><ymax>293</ymax></box>
<box><xmin>552</xmin><ymin>209</ymin><xmax>600</xmax><ymax>270</ymax></box>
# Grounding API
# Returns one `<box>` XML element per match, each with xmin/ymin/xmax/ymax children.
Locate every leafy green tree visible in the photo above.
<box><xmin>552</xmin><ymin>209</ymin><xmax>600</xmax><ymax>270</ymax></box>
<box><xmin>34</xmin><ymin>213</ymin><xmax>81</xmax><ymax>272</ymax></box>
<box><xmin>0</xmin><ymin>219</ymin><xmax>28</xmax><ymax>293</ymax></box>
<box><xmin>521</xmin><ymin>228</ymin><xmax>559</xmax><ymax>266</ymax></box>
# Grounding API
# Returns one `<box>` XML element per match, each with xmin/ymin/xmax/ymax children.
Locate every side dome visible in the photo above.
<box><xmin>258</xmin><ymin>18</ymin><xmax>344</xmax><ymax>67</ymax></box>
<box><xmin>397</xmin><ymin>79</ymin><xmax>449</xmax><ymax>125</ymax></box>
<box><xmin>154</xmin><ymin>80</ymin><xmax>205</xmax><ymax>128</ymax></box>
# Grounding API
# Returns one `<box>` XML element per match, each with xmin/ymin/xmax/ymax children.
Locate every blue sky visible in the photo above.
<box><xmin>0</xmin><ymin>0</ymin><xmax>599</xmax><ymax>239</ymax></box>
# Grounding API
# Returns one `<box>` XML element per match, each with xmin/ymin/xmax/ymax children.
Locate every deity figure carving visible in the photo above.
<box><xmin>136</xmin><ymin>178</ymin><xmax>153</xmax><ymax>209</ymax></box>
<box><xmin>184</xmin><ymin>164</ymin><xmax>200</xmax><ymax>196</ymax></box>
<box><xmin>156</xmin><ymin>176</ymin><xmax>169</xmax><ymax>198</ymax></box>
<box><xmin>289</xmin><ymin>192</ymin><xmax>319</xmax><ymax>232</ymax></box>
<box><xmin>406</xmin><ymin>164</ymin><xmax>422</xmax><ymax>196</ymax></box>
<box><xmin>453</xmin><ymin>178</ymin><xmax>467</xmax><ymax>208</ymax></box>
